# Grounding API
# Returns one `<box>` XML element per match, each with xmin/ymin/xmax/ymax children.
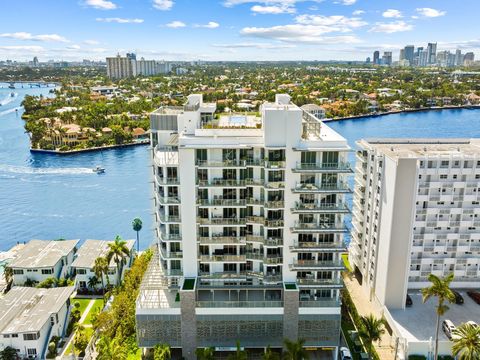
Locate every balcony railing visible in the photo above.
<box><xmin>264</xmin><ymin>181</ymin><xmax>285</xmax><ymax>189</ymax></box>
<box><xmin>159</xmin><ymin>213</ymin><xmax>181</xmax><ymax>223</ymax></box>
<box><xmin>197</xmin><ymin>217</ymin><xmax>247</xmax><ymax>226</ymax></box>
<box><xmin>246</xmin><ymin>216</ymin><xmax>265</xmax><ymax>224</ymax></box>
<box><xmin>198</xmin><ymin>236</ymin><xmax>246</xmax><ymax>245</ymax></box>
<box><xmin>293</xmin><ymin>162</ymin><xmax>352</xmax><ymax>173</ymax></box>
<box><xmin>199</xmin><ymin>255</ymin><xmax>247</xmax><ymax>262</ymax></box>
<box><xmin>292</xmin><ymin>182</ymin><xmax>351</xmax><ymax>193</ymax></box>
<box><xmin>290</xmin><ymin>260</ymin><xmax>345</xmax><ymax>270</ymax></box>
<box><xmin>158</xmin><ymin>195</ymin><xmax>181</xmax><ymax>204</ymax></box>
<box><xmin>197</xmin><ymin>179</ymin><xmax>246</xmax><ymax>187</ymax></box>
<box><xmin>197</xmin><ymin>199</ymin><xmax>247</xmax><ymax>207</ymax></box>
<box><xmin>264</xmin><ymin>201</ymin><xmax>285</xmax><ymax>209</ymax></box>
<box><xmin>156</xmin><ymin>177</ymin><xmax>180</xmax><ymax>185</ymax></box>
<box><xmin>291</xmin><ymin>222</ymin><xmax>348</xmax><ymax>233</ymax></box>
<box><xmin>296</xmin><ymin>278</ymin><xmax>344</xmax><ymax>287</ymax></box>
<box><xmin>158</xmin><ymin>232</ymin><xmax>182</xmax><ymax>241</ymax></box>
<box><xmin>290</xmin><ymin>241</ymin><xmax>346</xmax><ymax>251</ymax></box>
<box><xmin>196</xmin><ymin>160</ymin><xmax>246</xmax><ymax>167</ymax></box>
<box><xmin>299</xmin><ymin>299</ymin><xmax>341</xmax><ymax>307</ymax></box>
<box><xmin>245</xmin><ymin>236</ymin><xmax>283</xmax><ymax>246</ymax></box>
<box><xmin>292</xmin><ymin>202</ymin><xmax>350</xmax><ymax>213</ymax></box>
<box><xmin>264</xmin><ymin>161</ymin><xmax>286</xmax><ymax>169</ymax></box>
<box><xmin>159</xmin><ymin>248</ymin><xmax>183</xmax><ymax>259</ymax></box>
<box><xmin>196</xmin><ymin>300</ymin><xmax>283</xmax><ymax>308</ymax></box>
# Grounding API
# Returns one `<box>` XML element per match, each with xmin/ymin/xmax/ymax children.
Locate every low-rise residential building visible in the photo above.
<box><xmin>301</xmin><ymin>104</ymin><xmax>326</xmax><ymax>119</ymax></box>
<box><xmin>9</xmin><ymin>240</ymin><xmax>79</xmax><ymax>286</ymax></box>
<box><xmin>0</xmin><ymin>286</ymin><xmax>75</xmax><ymax>359</ymax></box>
<box><xmin>71</xmin><ymin>239</ymin><xmax>136</xmax><ymax>291</ymax></box>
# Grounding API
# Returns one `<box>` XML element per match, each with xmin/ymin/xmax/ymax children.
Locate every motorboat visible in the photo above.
<box><xmin>8</xmin><ymin>84</ymin><xmax>15</xmax><ymax>89</ymax></box>
<box><xmin>93</xmin><ymin>166</ymin><xmax>105</xmax><ymax>174</ymax></box>
<box><xmin>10</xmin><ymin>92</ymin><xmax>15</xmax><ymax>97</ymax></box>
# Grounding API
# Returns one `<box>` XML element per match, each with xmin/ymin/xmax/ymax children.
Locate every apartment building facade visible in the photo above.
<box><xmin>349</xmin><ymin>139</ymin><xmax>480</xmax><ymax>309</ymax></box>
<box><xmin>136</xmin><ymin>94</ymin><xmax>351</xmax><ymax>359</ymax></box>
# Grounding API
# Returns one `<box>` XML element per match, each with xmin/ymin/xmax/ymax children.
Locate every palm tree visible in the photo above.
<box><xmin>421</xmin><ymin>273</ymin><xmax>456</xmax><ymax>360</ymax></box>
<box><xmin>87</xmin><ymin>275</ymin><xmax>99</xmax><ymax>291</ymax></box>
<box><xmin>96</xmin><ymin>336</ymin><xmax>127</xmax><ymax>360</ymax></box>
<box><xmin>93</xmin><ymin>256</ymin><xmax>109</xmax><ymax>296</ymax></box>
<box><xmin>1</xmin><ymin>265</ymin><xmax>13</xmax><ymax>292</ymax></box>
<box><xmin>452</xmin><ymin>323</ymin><xmax>480</xmax><ymax>360</ymax></box>
<box><xmin>283</xmin><ymin>338</ymin><xmax>308</xmax><ymax>360</ymax></box>
<box><xmin>227</xmin><ymin>341</ymin><xmax>248</xmax><ymax>360</ymax></box>
<box><xmin>132</xmin><ymin>217</ymin><xmax>143</xmax><ymax>253</ymax></box>
<box><xmin>154</xmin><ymin>343</ymin><xmax>171</xmax><ymax>360</ymax></box>
<box><xmin>262</xmin><ymin>345</ymin><xmax>280</xmax><ymax>360</ymax></box>
<box><xmin>196</xmin><ymin>347</ymin><xmax>215</xmax><ymax>360</ymax></box>
<box><xmin>358</xmin><ymin>314</ymin><xmax>386</xmax><ymax>354</ymax></box>
<box><xmin>106</xmin><ymin>236</ymin><xmax>130</xmax><ymax>285</ymax></box>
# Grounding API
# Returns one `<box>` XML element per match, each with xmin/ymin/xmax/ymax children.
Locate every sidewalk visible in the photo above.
<box><xmin>343</xmin><ymin>274</ymin><xmax>396</xmax><ymax>360</ymax></box>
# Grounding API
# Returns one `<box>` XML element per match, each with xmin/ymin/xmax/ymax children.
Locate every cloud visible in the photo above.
<box><xmin>415</xmin><ymin>8</ymin><xmax>446</xmax><ymax>18</ymax></box>
<box><xmin>84</xmin><ymin>0</ymin><xmax>117</xmax><ymax>10</ymax></box>
<box><xmin>295</xmin><ymin>14</ymin><xmax>368</xmax><ymax>29</ymax></box>
<box><xmin>369</xmin><ymin>21</ymin><xmax>413</xmax><ymax>33</ymax></box>
<box><xmin>382</xmin><ymin>9</ymin><xmax>402</xmax><ymax>18</ymax></box>
<box><xmin>0</xmin><ymin>32</ymin><xmax>69</xmax><ymax>43</ymax></box>
<box><xmin>194</xmin><ymin>22</ymin><xmax>220</xmax><ymax>29</ymax></box>
<box><xmin>336</xmin><ymin>0</ymin><xmax>356</xmax><ymax>5</ymax></box>
<box><xmin>251</xmin><ymin>4</ymin><xmax>296</xmax><ymax>14</ymax></box>
<box><xmin>165</xmin><ymin>21</ymin><xmax>186</xmax><ymax>28</ymax></box>
<box><xmin>0</xmin><ymin>45</ymin><xmax>45</xmax><ymax>52</ymax></box>
<box><xmin>66</xmin><ymin>44</ymin><xmax>81</xmax><ymax>50</ymax></box>
<box><xmin>153</xmin><ymin>0</ymin><xmax>174</xmax><ymax>10</ymax></box>
<box><xmin>212</xmin><ymin>42</ymin><xmax>296</xmax><ymax>49</ymax></box>
<box><xmin>352</xmin><ymin>10</ymin><xmax>365</xmax><ymax>15</ymax></box>
<box><xmin>83</xmin><ymin>39</ymin><xmax>100</xmax><ymax>45</ymax></box>
<box><xmin>96</xmin><ymin>17</ymin><xmax>144</xmax><ymax>23</ymax></box>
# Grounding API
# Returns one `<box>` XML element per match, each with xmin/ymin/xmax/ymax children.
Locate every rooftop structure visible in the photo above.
<box><xmin>9</xmin><ymin>239</ymin><xmax>79</xmax><ymax>269</ymax></box>
<box><xmin>137</xmin><ymin>93</ymin><xmax>352</xmax><ymax>359</ymax></box>
<box><xmin>71</xmin><ymin>239</ymin><xmax>135</xmax><ymax>269</ymax></box>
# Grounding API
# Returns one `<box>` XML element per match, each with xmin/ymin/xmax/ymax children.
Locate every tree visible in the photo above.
<box><xmin>358</xmin><ymin>314</ymin><xmax>386</xmax><ymax>354</ymax></box>
<box><xmin>421</xmin><ymin>273</ymin><xmax>456</xmax><ymax>360</ymax></box>
<box><xmin>93</xmin><ymin>256</ymin><xmax>109</xmax><ymax>296</ymax></box>
<box><xmin>196</xmin><ymin>347</ymin><xmax>215</xmax><ymax>360</ymax></box>
<box><xmin>73</xmin><ymin>326</ymin><xmax>89</xmax><ymax>356</ymax></box>
<box><xmin>96</xmin><ymin>336</ymin><xmax>127</xmax><ymax>360</ymax></box>
<box><xmin>283</xmin><ymin>339</ymin><xmax>308</xmax><ymax>360</ymax></box>
<box><xmin>227</xmin><ymin>341</ymin><xmax>248</xmax><ymax>360</ymax></box>
<box><xmin>87</xmin><ymin>275</ymin><xmax>99</xmax><ymax>290</ymax></box>
<box><xmin>1</xmin><ymin>266</ymin><xmax>13</xmax><ymax>292</ymax></box>
<box><xmin>154</xmin><ymin>343</ymin><xmax>171</xmax><ymax>360</ymax></box>
<box><xmin>452</xmin><ymin>322</ymin><xmax>480</xmax><ymax>360</ymax></box>
<box><xmin>262</xmin><ymin>346</ymin><xmax>280</xmax><ymax>360</ymax></box>
<box><xmin>132</xmin><ymin>217</ymin><xmax>143</xmax><ymax>253</ymax></box>
<box><xmin>0</xmin><ymin>346</ymin><xmax>17</xmax><ymax>360</ymax></box>
<box><xmin>107</xmin><ymin>235</ymin><xmax>130</xmax><ymax>285</ymax></box>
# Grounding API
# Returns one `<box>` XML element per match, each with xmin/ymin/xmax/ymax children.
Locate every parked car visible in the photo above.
<box><xmin>467</xmin><ymin>291</ymin><xmax>480</xmax><ymax>305</ymax></box>
<box><xmin>452</xmin><ymin>290</ymin><xmax>464</xmax><ymax>304</ymax></box>
<box><xmin>339</xmin><ymin>347</ymin><xmax>352</xmax><ymax>360</ymax></box>
<box><xmin>406</xmin><ymin>294</ymin><xmax>413</xmax><ymax>307</ymax></box>
<box><xmin>442</xmin><ymin>319</ymin><xmax>456</xmax><ymax>340</ymax></box>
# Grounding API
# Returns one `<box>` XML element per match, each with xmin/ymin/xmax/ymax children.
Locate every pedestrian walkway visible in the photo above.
<box><xmin>344</xmin><ymin>274</ymin><xmax>396</xmax><ymax>360</ymax></box>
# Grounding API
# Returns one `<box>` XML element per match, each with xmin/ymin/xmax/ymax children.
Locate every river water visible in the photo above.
<box><xmin>0</xmin><ymin>84</ymin><xmax>479</xmax><ymax>250</ymax></box>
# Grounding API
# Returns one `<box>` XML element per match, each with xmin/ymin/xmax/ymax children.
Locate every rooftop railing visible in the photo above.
<box><xmin>196</xmin><ymin>300</ymin><xmax>283</xmax><ymax>308</ymax></box>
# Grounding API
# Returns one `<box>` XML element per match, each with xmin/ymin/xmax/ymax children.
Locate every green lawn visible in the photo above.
<box><xmin>342</xmin><ymin>253</ymin><xmax>353</xmax><ymax>272</ymax></box>
<box><xmin>83</xmin><ymin>299</ymin><xmax>104</xmax><ymax>325</ymax></box>
<box><xmin>72</xmin><ymin>298</ymin><xmax>91</xmax><ymax>318</ymax></box>
<box><xmin>127</xmin><ymin>348</ymin><xmax>142</xmax><ymax>360</ymax></box>
<box><xmin>64</xmin><ymin>327</ymin><xmax>94</xmax><ymax>356</ymax></box>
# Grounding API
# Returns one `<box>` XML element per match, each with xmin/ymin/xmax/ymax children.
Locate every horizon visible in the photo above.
<box><xmin>0</xmin><ymin>0</ymin><xmax>479</xmax><ymax>62</ymax></box>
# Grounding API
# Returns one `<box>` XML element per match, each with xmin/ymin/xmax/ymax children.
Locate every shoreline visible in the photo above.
<box><xmin>322</xmin><ymin>104</ymin><xmax>480</xmax><ymax>122</ymax></box>
<box><xmin>30</xmin><ymin>139</ymin><xmax>150</xmax><ymax>155</ymax></box>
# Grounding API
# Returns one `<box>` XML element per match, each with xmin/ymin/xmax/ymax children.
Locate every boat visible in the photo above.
<box><xmin>8</xmin><ymin>84</ymin><xmax>15</xmax><ymax>89</ymax></box>
<box><xmin>92</xmin><ymin>166</ymin><xmax>105</xmax><ymax>174</ymax></box>
<box><xmin>10</xmin><ymin>92</ymin><xmax>15</xmax><ymax>97</ymax></box>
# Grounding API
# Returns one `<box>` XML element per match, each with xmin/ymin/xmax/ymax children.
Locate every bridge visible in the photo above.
<box><xmin>0</xmin><ymin>81</ymin><xmax>59</xmax><ymax>88</ymax></box>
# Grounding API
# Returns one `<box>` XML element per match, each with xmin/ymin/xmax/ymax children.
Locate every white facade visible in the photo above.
<box><xmin>349</xmin><ymin>139</ymin><xmax>480</xmax><ymax>309</ymax></box>
<box><xmin>9</xmin><ymin>240</ymin><xmax>79</xmax><ymax>286</ymax></box>
<box><xmin>136</xmin><ymin>94</ymin><xmax>352</xmax><ymax>358</ymax></box>
<box><xmin>107</xmin><ymin>55</ymin><xmax>171</xmax><ymax>79</ymax></box>
<box><xmin>106</xmin><ymin>55</ymin><xmax>134</xmax><ymax>79</ymax></box>
<box><xmin>0</xmin><ymin>287</ymin><xmax>74</xmax><ymax>360</ymax></box>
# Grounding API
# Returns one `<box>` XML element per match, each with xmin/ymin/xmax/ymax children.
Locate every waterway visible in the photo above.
<box><xmin>0</xmin><ymin>85</ymin><xmax>479</xmax><ymax>251</ymax></box>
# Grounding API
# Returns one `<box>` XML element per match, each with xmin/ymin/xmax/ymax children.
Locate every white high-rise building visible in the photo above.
<box><xmin>349</xmin><ymin>139</ymin><xmax>480</xmax><ymax>310</ymax></box>
<box><xmin>136</xmin><ymin>94</ymin><xmax>352</xmax><ymax>359</ymax></box>
<box><xmin>107</xmin><ymin>55</ymin><xmax>171</xmax><ymax>79</ymax></box>
<box><xmin>106</xmin><ymin>55</ymin><xmax>134</xmax><ymax>79</ymax></box>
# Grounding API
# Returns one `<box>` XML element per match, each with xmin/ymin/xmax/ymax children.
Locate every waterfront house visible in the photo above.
<box><xmin>9</xmin><ymin>239</ymin><xmax>79</xmax><ymax>286</ymax></box>
<box><xmin>71</xmin><ymin>239</ymin><xmax>136</xmax><ymax>292</ymax></box>
<box><xmin>0</xmin><ymin>286</ymin><xmax>74</xmax><ymax>359</ymax></box>
<box><xmin>301</xmin><ymin>103</ymin><xmax>326</xmax><ymax>119</ymax></box>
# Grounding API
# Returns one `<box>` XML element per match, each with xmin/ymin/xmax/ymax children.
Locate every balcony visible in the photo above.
<box><xmin>246</xmin><ymin>253</ymin><xmax>283</xmax><ymax>264</ymax></box>
<box><xmin>159</xmin><ymin>247</ymin><xmax>183</xmax><ymax>259</ymax></box>
<box><xmin>246</xmin><ymin>216</ymin><xmax>265</xmax><ymax>225</ymax></box>
<box><xmin>264</xmin><ymin>161</ymin><xmax>286</xmax><ymax>169</ymax></box>
<box><xmin>291</xmin><ymin>222</ymin><xmax>348</xmax><ymax>233</ymax></box>
<box><xmin>296</xmin><ymin>278</ymin><xmax>344</xmax><ymax>288</ymax></box>
<box><xmin>158</xmin><ymin>231</ymin><xmax>182</xmax><ymax>242</ymax></box>
<box><xmin>264</xmin><ymin>181</ymin><xmax>285</xmax><ymax>189</ymax></box>
<box><xmin>197</xmin><ymin>198</ymin><xmax>247</xmax><ymax>207</ymax></box>
<box><xmin>197</xmin><ymin>217</ymin><xmax>247</xmax><ymax>226</ymax></box>
<box><xmin>197</xmin><ymin>179</ymin><xmax>246</xmax><ymax>188</ymax></box>
<box><xmin>198</xmin><ymin>236</ymin><xmax>246</xmax><ymax>245</ymax></box>
<box><xmin>292</xmin><ymin>162</ymin><xmax>352</xmax><ymax>173</ymax></box>
<box><xmin>199</xmin><ymin>255</ymin><xmax>247</xmax><ymax>262</ymax></box>
<box><xmin>291</xmin><ymin>202</ymin><xmax>350</xmax><ymax>214</ymax></box>
<box><xmin>290</xmin><ymin>260</ymin><xmax>345</xmax><ymax>270</ymax></box>
<box><xmin>159</xmin><ymin>212</ymin><xmax>181</xmax><ymax>224</ymax></box>
<box><xmin>196</xmin><ymin>300</ymin><xmax>283</xmax><ymax>308</ymax></box>
<box><xmin>292</xmin><ymin>182</ymin><xmax>351</xmax><ymax>194</ymax></box>
<box><xmin>196</xmin><ymin>159</ymin><xmax>246</xmax><ymax>168</ymax></box>
<box><xmin>156</xmin><ymin>176</ymin><xmax>180</xmax><ymax>186</ymax></box>
<box><xmin>246</xmin><ymin>236</ymin><xmax>283</xmax><ymax>246</ymax></box>
<box><xmin>158</xmin><ymin>195</ymin><xmax>181</xmax><ymax>205</ymax></box>
<box><xmin>264</xmin><ymin>200</ymin><xmax>285</xmax><ymax>209</ymax></box>
<box><xmin>290</xmin><ymin>241</ymin><xmax>347</xmax><ymax>252</ymax></box>
<box><xmin>299</xmin><ymin>299</ymin><xmax>341</xmax><ymax>308</ymax></box>
<box><xmin>246</xmin><ymin>197</ymin><xmax>265</xmax><ymax>206</ymax></box>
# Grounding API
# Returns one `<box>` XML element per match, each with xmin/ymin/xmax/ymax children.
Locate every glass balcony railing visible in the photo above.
<box><xmin>292</xmin><ymin>182</ymin><xmax>351</xmax><ymax>193</ymax></box>
<box><xmin>296</xmin><ymin>278</ymin><xmax>343</xmax><ymax>287</ymax></box>
<box><xmin>197</xmin><ymin>217</ymin><xmax>247</xmax><ymax>226</ymax></box>
<box><xmin>292</xmin><ymin>202</ymin><xmax>350</xmax><ymax>213</ymax></box>
<box><xmin>198</xmin><ymin>236</ymin><xmax>246</xmax><ymax>245</ymax></box>
<box><xmin>197</xmin><ymin>199</ymin><xmax>247</xmax><ymax>207</ymax></box>
<box><xmin>158</xmin><ymin>195</ymin><xmax>181</xmax><ymax>204</ymax></box>
<box><xmin>290</xmin><ymin>260</ymin><xmax>345</xmax><ymax>270</ymax></box>
<box><xmin>290</xmin><ymin>241</ymin><xmax>346</xmax><ymax>251</ymax></box>
<box><xmin>158</xmin><ymin>231</ymin><xmax>182</xmax><ymax>241</ymax></box>
<box><xmin>196</xmin><ymin>159</ymin><xmax>246</xmax><ymax>167</ymax></box>
<box><xmin>156</xmin><ymin>176</ymin><xmax>180</xmax><ymax>185</ymax></box>
<box><xmin>299</xmin><ymin>299</ymin><xmax>341</xmax><ymax>307</ymax></box>
<box><xmin>291</xmin><ymin>222</ymin><xmax>348</xmax><ymax>233</ymax></box>
<box><xmin>199</xmin><ymin>255</ymin><xmax>247</xmax><ymax>262</ymax></box>
<box><xmin>293</xmin><ymin>162</ymin><xmax>352</xmax><ymax>173</ymax></box>
<box><xmin>197</xmin><ymin>179</ymin><xmax>246</xmax><ymax>187</ymax></box>
<box><xmin>196</xmin><ymin>300</ymin><xmax>283</xmax><ymax>308</ymax></box>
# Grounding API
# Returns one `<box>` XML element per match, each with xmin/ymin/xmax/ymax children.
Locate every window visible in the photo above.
<box><xmin>23</xmin><ymin>333</ymin><xmax>39</xmax><ymax>341</ymax></box>
<box><xmin>41</xmin><ymin>269</ymin><xmax>53</xmax><ymax>275</ymax></box>
<box><xmin>11</xmin><ymin>334</ymin><xmax>18</xmax><ymax>338</ymax></box>
<box><xmin>301</xmin><ymin>151</ymin><xmax>316</xmax><ymax>165</ymax></box>
<box><xmin>3</xmin><ymin>335</ymin><xmax>10</xmax><ymax>338</ymax></box>
<box><xmin>27</xmin><ymin>349</ymin><xmax>37</xmax><ymax>356</ymax></box>
<box><xmin>77</xmin><ymin>269</ymin><xmax>86</xmax><ymax>275</ymax></box>
<box><xmin>13</xmin><ymin>269</ymin><xmax>23</xmax><ymax>275</ymax></box>
<box><xmin>440</xmin><ymin>175</ymin><xmax>447</xmax><ymax>179</ymax></box>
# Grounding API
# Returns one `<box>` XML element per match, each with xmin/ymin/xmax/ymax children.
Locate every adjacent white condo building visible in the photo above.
<box><xmin>0</xmin><ymin>286</ymin><xmax>75</xmax><ymax>359</ymax></box>
<box><xmin>9</xmin><ymin>239</ymin><xmax>79</xmax><ymax>286</ymax></box>
<box><xmin>136</xmin><ymin>94</ymin><xmax>352</xmax><ymax>359</ymax></box>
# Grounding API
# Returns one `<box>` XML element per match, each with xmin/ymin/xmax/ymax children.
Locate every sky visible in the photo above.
<box><xmin>0</xmin><ymin>0</ymin><xmax>479</xmax><ymax>62</ymax></box>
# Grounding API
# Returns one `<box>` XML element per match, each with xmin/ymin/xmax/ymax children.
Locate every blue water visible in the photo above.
<box><xmin>0</xmin><ymin>84</ymin><xmax>479</xmax><ymax>251</ymax></box>
<box><xmin>0</xmin><ymin>83</ymin><xmax>152</xmax><ymax>250</ymax></box>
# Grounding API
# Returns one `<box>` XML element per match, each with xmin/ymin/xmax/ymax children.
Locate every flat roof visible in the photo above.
<box><xmin>388</xmin><ymin>290</ymin><xmax>480</xmax><ymax>342</ymax></box>
<box><xmin>71</xmin><ymin>239</ymin><xmax>135</xmax><ymax>269</ymax></box>
<box><xmin>9</xmin><ymin>240</ymin><xmax>79</xmax><ymax>269</ymax></box>
<box><xmin>358</xmin><ymin>138</ymin><xmax>480</xmax><ymax>159</ymax></box>
<box><xmin>0</xmin><ymin>286</ymin><xmax>75</xmax><ymax>334</ymax></box>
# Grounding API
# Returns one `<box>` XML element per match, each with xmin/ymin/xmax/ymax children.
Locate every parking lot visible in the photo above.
<box><xmin>388</xmin><ymin>290</ymin><xmax>480</xmax><ymax>342</ymax></box>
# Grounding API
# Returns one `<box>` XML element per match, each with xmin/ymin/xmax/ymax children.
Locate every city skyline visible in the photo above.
<box><xmin>1</xmin><ymin>0</ymin><xmax>479</xmax><ymax>61</ymax></box>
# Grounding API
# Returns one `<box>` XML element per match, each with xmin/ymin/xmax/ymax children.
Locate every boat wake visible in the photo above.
<box><xmin>0</xmin><ymin>107</ymin><xmax>21</xmax><ymax>117</ymax></box>
<box><xmin>0</xmin><ymin>164</ymin><xmax>94</xmax><ymax>175</ymax></box>
<box><xmin>0</xmin><ymin>93</ymin><xmax>17</xmax><ymax>106</ymax></box>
